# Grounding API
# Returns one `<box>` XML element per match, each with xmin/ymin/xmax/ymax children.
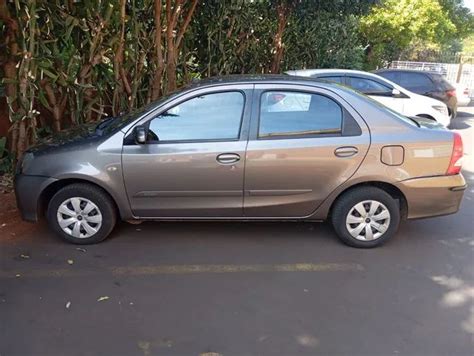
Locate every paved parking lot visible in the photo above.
<box><xmin>1</xmin><ymin>107</ymin><xmax>473</xmax><ymax>355</ymax></box>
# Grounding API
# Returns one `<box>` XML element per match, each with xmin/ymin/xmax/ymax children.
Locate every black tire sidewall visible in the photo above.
<box><xmin>47</xmin><ymin>184</ymin><xmax>116</xmax><ymax>244</ymax></box>
<box><xmin>331</xmin><ymin>187</ymin><xmax>400</xmax><ymax>248</ymax></box>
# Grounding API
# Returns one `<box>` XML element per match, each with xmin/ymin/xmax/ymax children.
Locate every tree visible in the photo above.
<box><xmin>360</xmin><ymin>0</ymin><xmax>456</xmax><ymax>67</ymax></box>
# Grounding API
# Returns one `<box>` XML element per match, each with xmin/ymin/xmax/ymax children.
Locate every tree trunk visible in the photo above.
<box><xmin>150</xmin><ymin>0</ymin><xmax>164</xmax><ymax>101</ymax></box>
<box><xmin>270</xmin><ymin>1</ymin><xmax>289</xmax><ymax>74</ymax></box>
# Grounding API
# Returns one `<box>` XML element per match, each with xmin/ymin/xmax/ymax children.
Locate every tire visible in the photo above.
<box><xmin>331</xmin><ymin>187</ymin><xmax>400</xmax><ymax>248</ymax></box>
<box><xmin>47</xmin><ymin>183</ymin><xmax>117</xmax><ymax>244</ymax></box>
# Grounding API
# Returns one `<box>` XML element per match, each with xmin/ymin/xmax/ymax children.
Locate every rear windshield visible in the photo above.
<box><xmin>337</xmin><ymin>85</ymin><xmax>418</xmax><ymax>127</ymax></box>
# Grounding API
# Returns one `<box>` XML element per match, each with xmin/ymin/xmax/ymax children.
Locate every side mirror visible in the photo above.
<box><xmin>392</xmin><ymin>88</ymin><xmax>402</xmax><ymax>97</ymax></box>
<box><xmin>134</xmin><ymin>125</ymin><xmax>147</xmax><ymax>144</ymax></box>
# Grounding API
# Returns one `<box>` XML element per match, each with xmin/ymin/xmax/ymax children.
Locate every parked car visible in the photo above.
<box><xmin>14</xmin><ymin>75</ymin><xmax>466</xmax><ymax>248</ymax></box>
<box><xmin>374</xmin><ymin>69</ymin><xmax>458</xmax><ymax>119</ymax></box>
<box><xmin>285</xmin><ymin>69</ymin><xmax>451</xmax><ymax>127</ymax></box>
<box><xmin>455</xmin><ymin>83</ymin><xmax>471</xmax><ymax>107</ymax></box>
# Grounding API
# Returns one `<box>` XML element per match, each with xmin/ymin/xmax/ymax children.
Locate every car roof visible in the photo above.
<box><xmin>286</xmin><ymin>68</ymin><xmax>371</xmax><ymax>76</ymax></box>
<box><xmin>183</xmin><ymin>74</ymin><xmax>343</xmax><ymax>91</ymax></box>
<box><xmin>375</xmin><ymin>69</ymin><xmax>440</xmax><ymax>76</ymax></box>
<box><xmin>285</xmin><ymin>68</ymin><xmax>399</xmax><ymax>81</ymax></box>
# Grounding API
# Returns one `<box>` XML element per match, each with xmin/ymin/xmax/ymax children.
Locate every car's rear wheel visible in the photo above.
<box><xmin>47</xmin><ymin>183</ymin><xmax>117</xmax><ymax>244</ymax></box>
<box><xmin>331</xmin><ymin>187</ymin><xmax>400</xmax><ymax>248</ymax></box>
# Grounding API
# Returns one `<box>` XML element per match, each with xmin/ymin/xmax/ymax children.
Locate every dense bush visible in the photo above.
<box><xmin>0</xmin><ymin>0</ymin><xmax>472</xmax><ymax>162</ymax></box>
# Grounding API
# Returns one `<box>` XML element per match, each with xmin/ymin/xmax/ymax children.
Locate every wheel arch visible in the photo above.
<box><xmin>38</xmin><ymin>178</ymin><xmax>122</xmax><ymax>220</ymax></box>
<box><xmin>327</xmin><ymin>181</ymin><xmax>408</xmax><ymax>220</ymax></box>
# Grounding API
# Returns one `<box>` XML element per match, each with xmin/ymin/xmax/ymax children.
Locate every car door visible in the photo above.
<box><xmin>243</xmin><ymin>84</ymin><xmax>370</xmax><ymax>217</ymax></box>
<box><xmin>346</xmin><ymin>76</ymin><xmax>405</xmax><ymax>114</ymax></box>
<box><xmin>122</xmin><ymin>86</ymin><xmax>252</xmax><ymax>218</ymax></box>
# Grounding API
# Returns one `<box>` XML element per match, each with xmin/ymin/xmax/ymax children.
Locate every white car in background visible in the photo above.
<box><xmin>286</xmin><ymin>69</ymin><xmax>451</xmax><ymax>127</ymax></box>
<box><xmin>455</xmin><ymin>83</ymin><xmax>471</xmax><ymax>107</ymax></box>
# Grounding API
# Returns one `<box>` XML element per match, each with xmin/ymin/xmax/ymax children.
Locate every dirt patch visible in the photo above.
<box><xmin>0</xmin><ymin>184</ymin><xmax>39</xmax><ymax>242</ymax></box>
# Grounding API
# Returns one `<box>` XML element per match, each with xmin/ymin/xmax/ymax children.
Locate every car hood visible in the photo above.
<box><xmin>27</xmin><ymin>122</ymin><xmax>101</xmax><ymax>154</ymax></box>
<box><xmin>409</xmin><ymin>91</ymin><xmax>446</xmax><ymax>107</ymax></box>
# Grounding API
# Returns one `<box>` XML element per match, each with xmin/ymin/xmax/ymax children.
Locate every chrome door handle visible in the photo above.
<box><xmin>334</xmin><ymin>146</ymin><xmax>358</xmax><ymax>158</ymax></box>
<box><xmin>216</xmin><ymin>153</ymin><xmax>240</xmax><ymax>164</ymax></box>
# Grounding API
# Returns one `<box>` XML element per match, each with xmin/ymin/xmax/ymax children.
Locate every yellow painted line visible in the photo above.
<box><xmin>0</xmin><ymin>263</ymin><xmax>364</xmax><ymax>279</ymax></box>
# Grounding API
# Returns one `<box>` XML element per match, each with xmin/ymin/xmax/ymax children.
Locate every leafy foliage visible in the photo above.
<box><xmin>361</xmin><ymin>0</ymin><xmax>457</xmax><ymax>66</ymax></box>
<box><xmin>0</xmin><ymin>0</ymin><xmax>473</xmax><ymax>166</ymax></box>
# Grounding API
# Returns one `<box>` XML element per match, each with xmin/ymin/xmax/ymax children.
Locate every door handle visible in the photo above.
<box><xmin>216</xmin><ymin>153</ymin><xmax>240</xmax><ymax>164</ymax></box>
<box><xmin>334</xmin><ymin>146</ymin><xmax>358</xmax><ymax>158</ymax></box>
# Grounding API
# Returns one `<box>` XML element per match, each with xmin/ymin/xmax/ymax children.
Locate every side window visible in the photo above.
<box><xmin>379</xmin><ymin>71</ymin><xmax>399</xmax><ymax>83</ymax></box>
<box><xmin>259</xmin><ymin>91</ymin><xmax>343</xmax><ymax>138</ymax></box>
<box><xmin>399</xmin><ymin>73</ymin><xmax>433</xmax><ymax>91</ymax></box>
<box><xmin>347</xmin><ymin>77</ymin><xmax>392</xmax><ymax>95</ymax></box>
<box><xmin>148</xmin><ymin>92</ymin><xmax>244</xmax><ymax>141</ymax></box>
<box><xmin>316</xmin><ymin>76</ymin><xmax>344</xmax><ymax>84</ymax></box>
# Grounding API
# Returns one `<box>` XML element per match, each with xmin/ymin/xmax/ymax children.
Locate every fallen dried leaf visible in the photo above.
<box><xmin>1</xmin><ymin>223</ymin><xmax>6</xmax><ymax>227</ymax></box>
<box><xmin>20</xmin><ymin>254</ymin><xmax>30</xmax><ymax>259</ymax></box>
<box><xmin>15</xmin><ymin>274</ymin><xmax>21</xmax><ymax>278</ymax></box>
<box><xmin>97</xmin><ymin>296</ymin><xmax>109</xmax><ymax>302</ymax></box>
<box><xmin>66</xmin><ymin>301</ymin><xmax>71</xmax><ymax>309</ymax></box>
<box><xmin>67</xmin><ymin>259</ymin><xmax>74</xmax><ymax>265</ymax></box>
<box><xmin>76</xmin><ymin>248</ymin><xmax>87</xmax><ymax>253</ymax></box>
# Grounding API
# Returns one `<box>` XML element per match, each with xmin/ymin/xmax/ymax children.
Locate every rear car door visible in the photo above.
<box><xmin>122</xmin><ymin>86</ymin><xmax>252</xmax><ymax>218</ymax></box>
<box><xmin>243</xmin><ymin>84</ymin><xmax>370</xmax><ymax>217</ymax></box>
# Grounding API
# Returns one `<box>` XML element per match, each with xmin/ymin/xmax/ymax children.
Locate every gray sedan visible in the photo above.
<box><xmin>14</xmin><ymin>75</ymin><xmax>466</xmax><ymax>247</ymax></box>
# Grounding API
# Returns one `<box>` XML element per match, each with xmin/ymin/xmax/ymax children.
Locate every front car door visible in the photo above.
<box><xmin>122</xmin><ymin>85</ymin><xmax>252</xmax><ymax>218</ymax></box>
<box><xmin>244</xmin><ymin>84</ymin><xmax>370</xmax><ymax>217</ymax></box>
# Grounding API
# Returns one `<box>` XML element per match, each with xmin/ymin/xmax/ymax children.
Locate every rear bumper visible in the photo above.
<box><xmin>396</xmin><ymin>174</ymin><xmax>466</xmax><ymax>219</ymax></box>
<box><xmin>14</xmin><ymin>174</ymin><xmax>58</xmax><ymax>222</ymax></box>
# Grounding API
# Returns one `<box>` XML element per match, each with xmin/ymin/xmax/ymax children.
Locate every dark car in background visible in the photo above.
<box><xmin>374</xmin><ymin>69</ymin><xmax>458</xmax><ymax>119</ymax></box>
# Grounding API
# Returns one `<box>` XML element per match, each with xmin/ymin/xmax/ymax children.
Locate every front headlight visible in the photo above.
<box><xmin>432</xmin><ymin>105</ymin><xmax>449</xmax><ymax>117</ymax></box>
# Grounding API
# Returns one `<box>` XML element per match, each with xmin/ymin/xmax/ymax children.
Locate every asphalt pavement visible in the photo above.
<box><xmin>1</xmin><ymin>107</ymin><xmax>473</xmax><ymax>355</ymax></box>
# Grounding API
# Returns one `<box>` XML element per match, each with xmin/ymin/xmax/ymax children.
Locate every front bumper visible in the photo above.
<box><xmin>396</xmin><ymin>174</ymin><xmax>467</xmax><ymax>219</ymax></box>
<box><xmin>14</xmin><ymin>174</ymin><xmax>58</xmax><ymax>222</ymax></box>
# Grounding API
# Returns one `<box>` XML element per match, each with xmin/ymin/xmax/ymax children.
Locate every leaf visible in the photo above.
<box><xmin>97</xmin><ymin>296</ymin><xmax>110</xmax><ymax>302</ymax></box>
<box><xmin>65</xmin><ymin>301</ymin><xmax>71</xmax><ymax>309</ymax></box>
<box><xmin>41</xmin><ymin>68</ymin><xmax>59</xmax><ymax>81</ymax></box>
<box><xmin>67</xmin><ymin>259</ymin><xmax>74</xmax><ymax>265</ymax></box>
<box><xmin>76</xmin><ymin>247</ymin><xmax>87</xmax><ymax>253</ymax></box>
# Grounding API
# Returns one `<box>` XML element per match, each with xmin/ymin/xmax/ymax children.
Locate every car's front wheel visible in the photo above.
<box><xmin>47</xmin><ymin>183</ymin><xmax>117</xmax><ymax>244</ymax></box>
<box><xmin>331</xmin><ymin>187</ymin><xmax>400</xmax><ymax>248</ymax></box>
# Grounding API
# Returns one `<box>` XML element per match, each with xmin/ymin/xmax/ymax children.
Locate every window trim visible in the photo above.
<box><xmin>142</xmin><ymin>89</ymin><xmax>247</xmax><ymax>145</ymax></box>
<box><xmin>256</xmin><ymin>89</ymin><xmax>345</xmax><ymax>140</ymax></box>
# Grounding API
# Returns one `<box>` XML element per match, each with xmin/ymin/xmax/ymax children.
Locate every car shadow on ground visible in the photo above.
<box><xmin>449</xmin><ymin>105</ymin><xmax>474</xmax><ymax>130</ymax></box>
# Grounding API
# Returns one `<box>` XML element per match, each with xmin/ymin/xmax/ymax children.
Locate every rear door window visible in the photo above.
<box><xmin>399</xmin><ymin>72</ymin><xmax>433</xmax><ymax>92</ymax></box>
<box><xmin>259</xmin><ymin>91</ymin><xmax>343</xmax><ymax>138</ymax></box>
<box><xmin>378</xmin><ymin>71</ymin><xmax>400</xmax><ymax>83</ymax></box>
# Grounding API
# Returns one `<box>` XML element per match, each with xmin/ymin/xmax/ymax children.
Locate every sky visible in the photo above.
<box><xmin>465</xmin><ymin>0</ymin><xmax>474</xmax><ymax>13</ymax></box>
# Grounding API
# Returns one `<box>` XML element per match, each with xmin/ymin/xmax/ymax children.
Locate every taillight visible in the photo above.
<box><xmin>446</xmin><ymin>89</ymin><xmax>456</xmax><ymax>97</ymax></box>
<box><xmin>446</xmin><ymin>132</ymin><xmax>463</xmax><ymax>175</ymax></box>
